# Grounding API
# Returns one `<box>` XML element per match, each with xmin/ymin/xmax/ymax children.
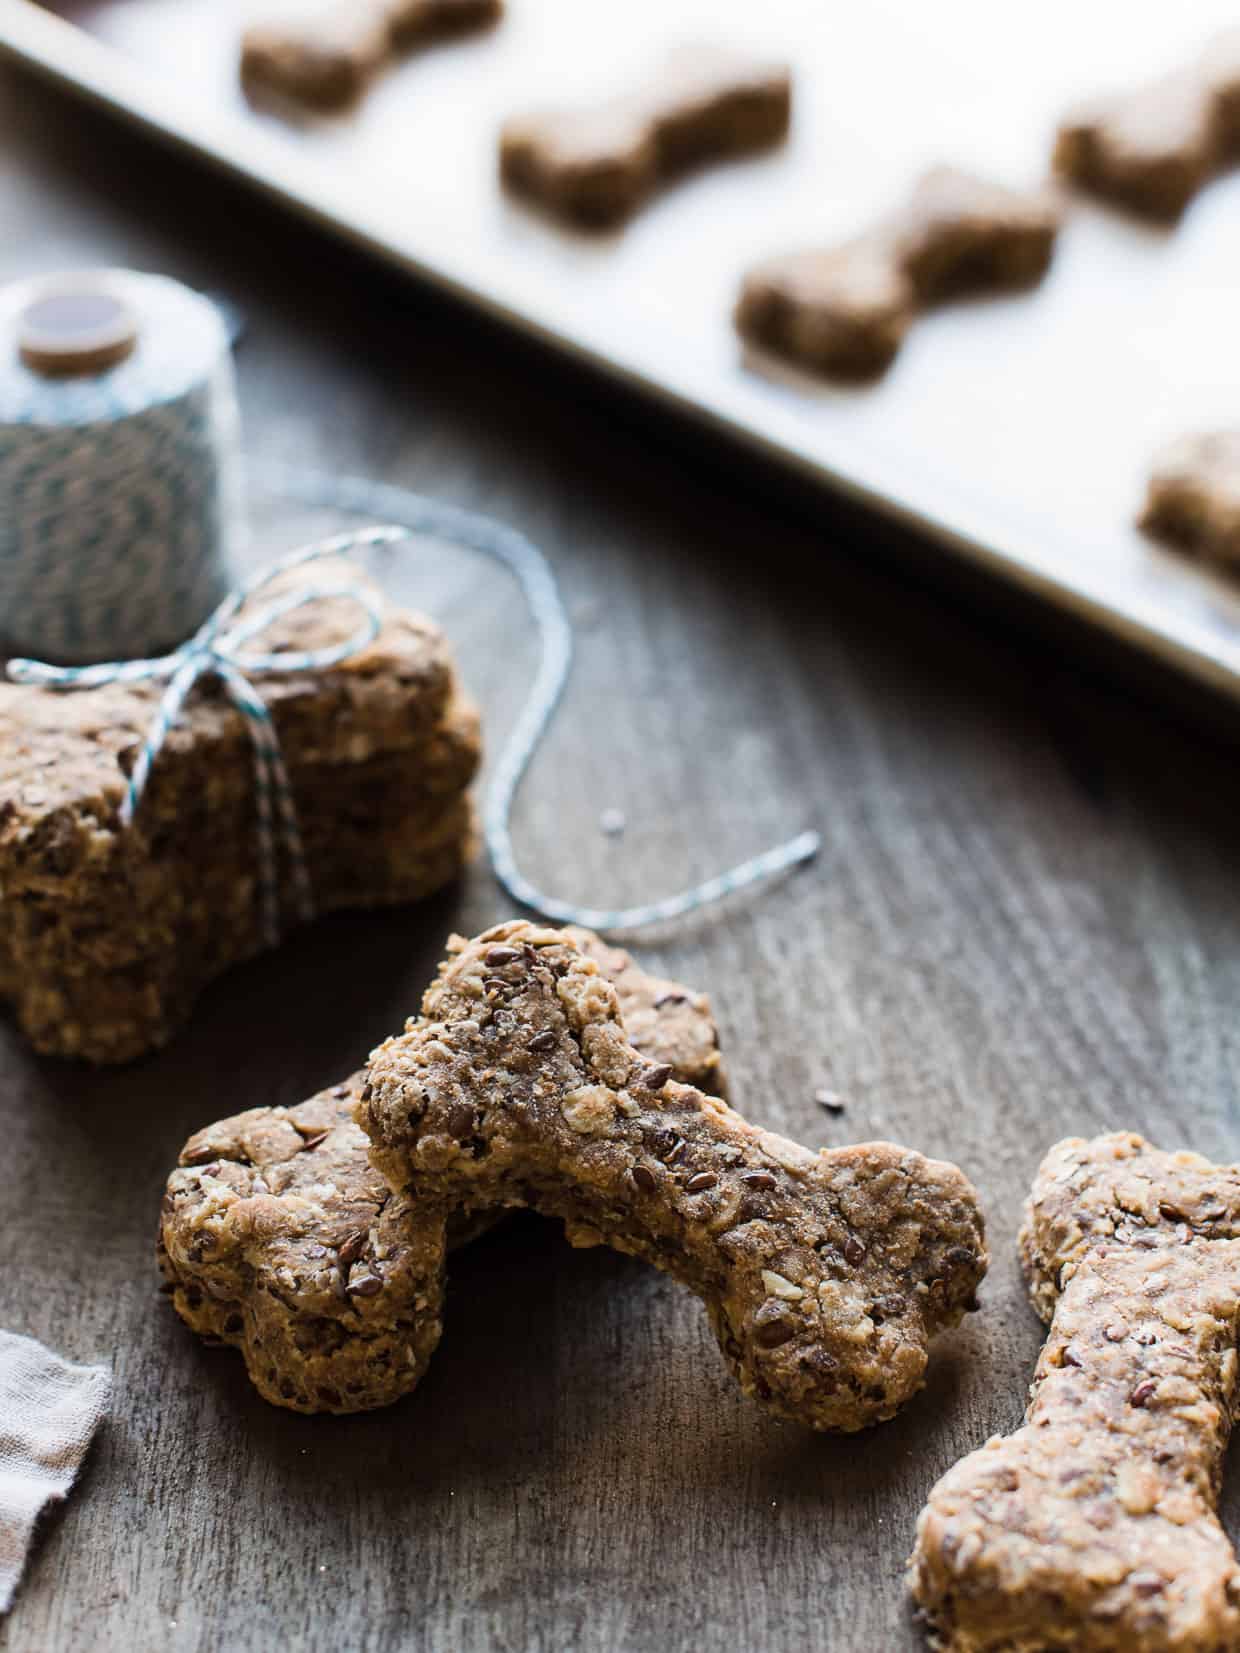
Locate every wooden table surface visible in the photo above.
<box><xmin>3</xmin><ymin>63</ymin><xmax>1239</xmax><ymax>1653</ymax></box>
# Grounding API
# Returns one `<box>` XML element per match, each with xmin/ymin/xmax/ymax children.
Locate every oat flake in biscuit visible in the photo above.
<box><xmin>910</xmin><ymin>1132</ymin><xmax>1240</xmax><ymax>1653</ymax></box>
<box><xmin>362</xmin><ymin>921</ymin><xmax>987</xmax><ymax>1432</ymax></box>
<box><xmin>158</xmin><ymin>930</ymin><xmax>726</xmax><ymax>1413</ymax></box>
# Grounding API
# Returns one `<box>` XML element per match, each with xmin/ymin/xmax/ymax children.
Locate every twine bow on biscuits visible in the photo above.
<box><xmin>6</xmin><ymin>479</ymin><xmax>821</xmax><ymax>949</ymax></box>
<box><xmin>5</xmin><ymin>525</ymin><xmax>400</xmax><ymax>948</ymax></box>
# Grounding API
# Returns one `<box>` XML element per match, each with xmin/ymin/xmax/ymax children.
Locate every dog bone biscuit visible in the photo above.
<box><xmin>0</xmin><ymin>562</ymin><xmax>480</xmax><ymax>1062</ymax></box>
<box><xmin>736</xmin><ymin>167</ymin><xmax>1060</xmax><ymax>379</ymax></box>
<box><xmin>1054</xmin><ymin>70</ymin><xmax>1219</xmax><ymax>222</ymax></box>
<box><xmin>242</xmin><ymin>0</ymin><xmax>501</xmax><ymax>111</ymax></box>
<box><xmin>241</xmin><ymin>2</ymin><xmax>393</xmax><ymax>111</ymax></box>
<box><xmin>500</xmin><ymin>46</ymin><xmax>792</xmax><ymax>228</ymax></box>
<box><xmin>362</xmin><ymin>921</ymin><xmax>987</xmax><ymax>1432</ymax></box>
<box><xmin>158</xmin><ymin>933</ymin><xmax>725</xmax><ymax>1412</ymax></box>
<box><xmin>910</xmin><ymin>1132</ymin><xmax>1240</xmax><ymax>1652</ymax></box>
<box><xmin>1139</xmin><ymin>431</ymin><xmax>1240</xmax><ymax>570</ymax></box>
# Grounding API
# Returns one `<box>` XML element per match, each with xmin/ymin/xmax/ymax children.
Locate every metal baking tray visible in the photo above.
<box><xmin>7</xmin><ymin>0</ymin><xmax>1240</xmax><ymax>700</ymax></box>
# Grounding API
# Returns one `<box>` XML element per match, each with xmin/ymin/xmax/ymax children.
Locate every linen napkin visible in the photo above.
<box><xmin>0</xmin><ymin>1330</ymin><xmax>110</xmax><ymax>1613</ymax></box>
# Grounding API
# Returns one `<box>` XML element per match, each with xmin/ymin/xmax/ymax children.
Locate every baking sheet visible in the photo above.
<box><xmin>6</xmin><ymin>0</ymin><xmax>1240</xmax><ymax>698</ymax></box>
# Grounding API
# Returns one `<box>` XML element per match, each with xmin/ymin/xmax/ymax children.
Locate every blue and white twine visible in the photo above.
<box><xmin>6</xmin><ymin>471</ymin><xmax>819</xmax><ymax>939</ymax></box>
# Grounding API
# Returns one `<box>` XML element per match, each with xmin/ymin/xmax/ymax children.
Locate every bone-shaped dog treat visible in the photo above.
<box><xmin>910</xmin><ymin>1132</ymin><xmax>1240</xmax><ymax>1652</ymax></box>
<box><xmin>0</xmin><ymin>562</ymin><xmax>480</xmax><ymax>1062</ymax></box>
<box><xmin>241</xmin><ymin>2</ymin><xmax>393</xmax><ymax>111</ymax></box>
<box><xmin>241</xmin><ymin>0</ymin><xmax>501</xmax><ymax>112</ymax></box>
<box><xmin>500</xmin><ymin>46</ymin><xmax>792</xmax><ymax>228</ymax></box>
<box><xmin>1139</xmin><ymin>430</ymin><xmax>1240</xmax><ymax>571</ymax></box>
<box><xmin>1054</xmin><ymin>34</ymin><xmax>1240</xmax><ymax>221</ymax></box>
<box><xmin>158</xmin><ymin>930</ymin><xmax>726</xmax><ymax>1412</ymax></box>
<box><xmin>735</xmin><ymin>167</ymin><xmax>1060</xmax><ymax>379</ymax></box>
<box><xmin>1055</xmin><ymin>71</ymin><xmax>1220</xmax><ymax>222</ymax></box>
<box><xmin>362</xmin><ymin>921</ymin><xmax>986</xmax><ymax>1431</ymax></box>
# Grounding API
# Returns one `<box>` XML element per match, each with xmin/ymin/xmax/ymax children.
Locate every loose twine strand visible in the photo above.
<box><xmin>264</xmin><ymin>465</ymin><xmax>820</xmax><ymax>930</ymax></box>
<box><xmin>7</xmin><ymin>466</ymin><xmax>819</xmax><ymax>941</ymax></box>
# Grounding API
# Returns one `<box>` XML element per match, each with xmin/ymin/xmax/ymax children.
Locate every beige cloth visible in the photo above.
<box><xmin>0</xmin><ymin>1331</ymin><xmax>110</xmax><ymax>1613</ymax></box>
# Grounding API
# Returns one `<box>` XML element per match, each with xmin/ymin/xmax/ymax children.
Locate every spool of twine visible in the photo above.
<box><xmin>0</xmin><ymin>269</ymin><xmax>242</xmax><ymax>663</ymax></box>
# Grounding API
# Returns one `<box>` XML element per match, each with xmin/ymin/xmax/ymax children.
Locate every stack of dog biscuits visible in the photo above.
<box><xmin>159</xmin><ymin>921</ymin><xmax>987</xmax><ymax>1428</ymax></box>
<box><xmin>0</xmin><ymin>560</ymin><xmax>480</xmax><ymax>1062</ymax></box>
